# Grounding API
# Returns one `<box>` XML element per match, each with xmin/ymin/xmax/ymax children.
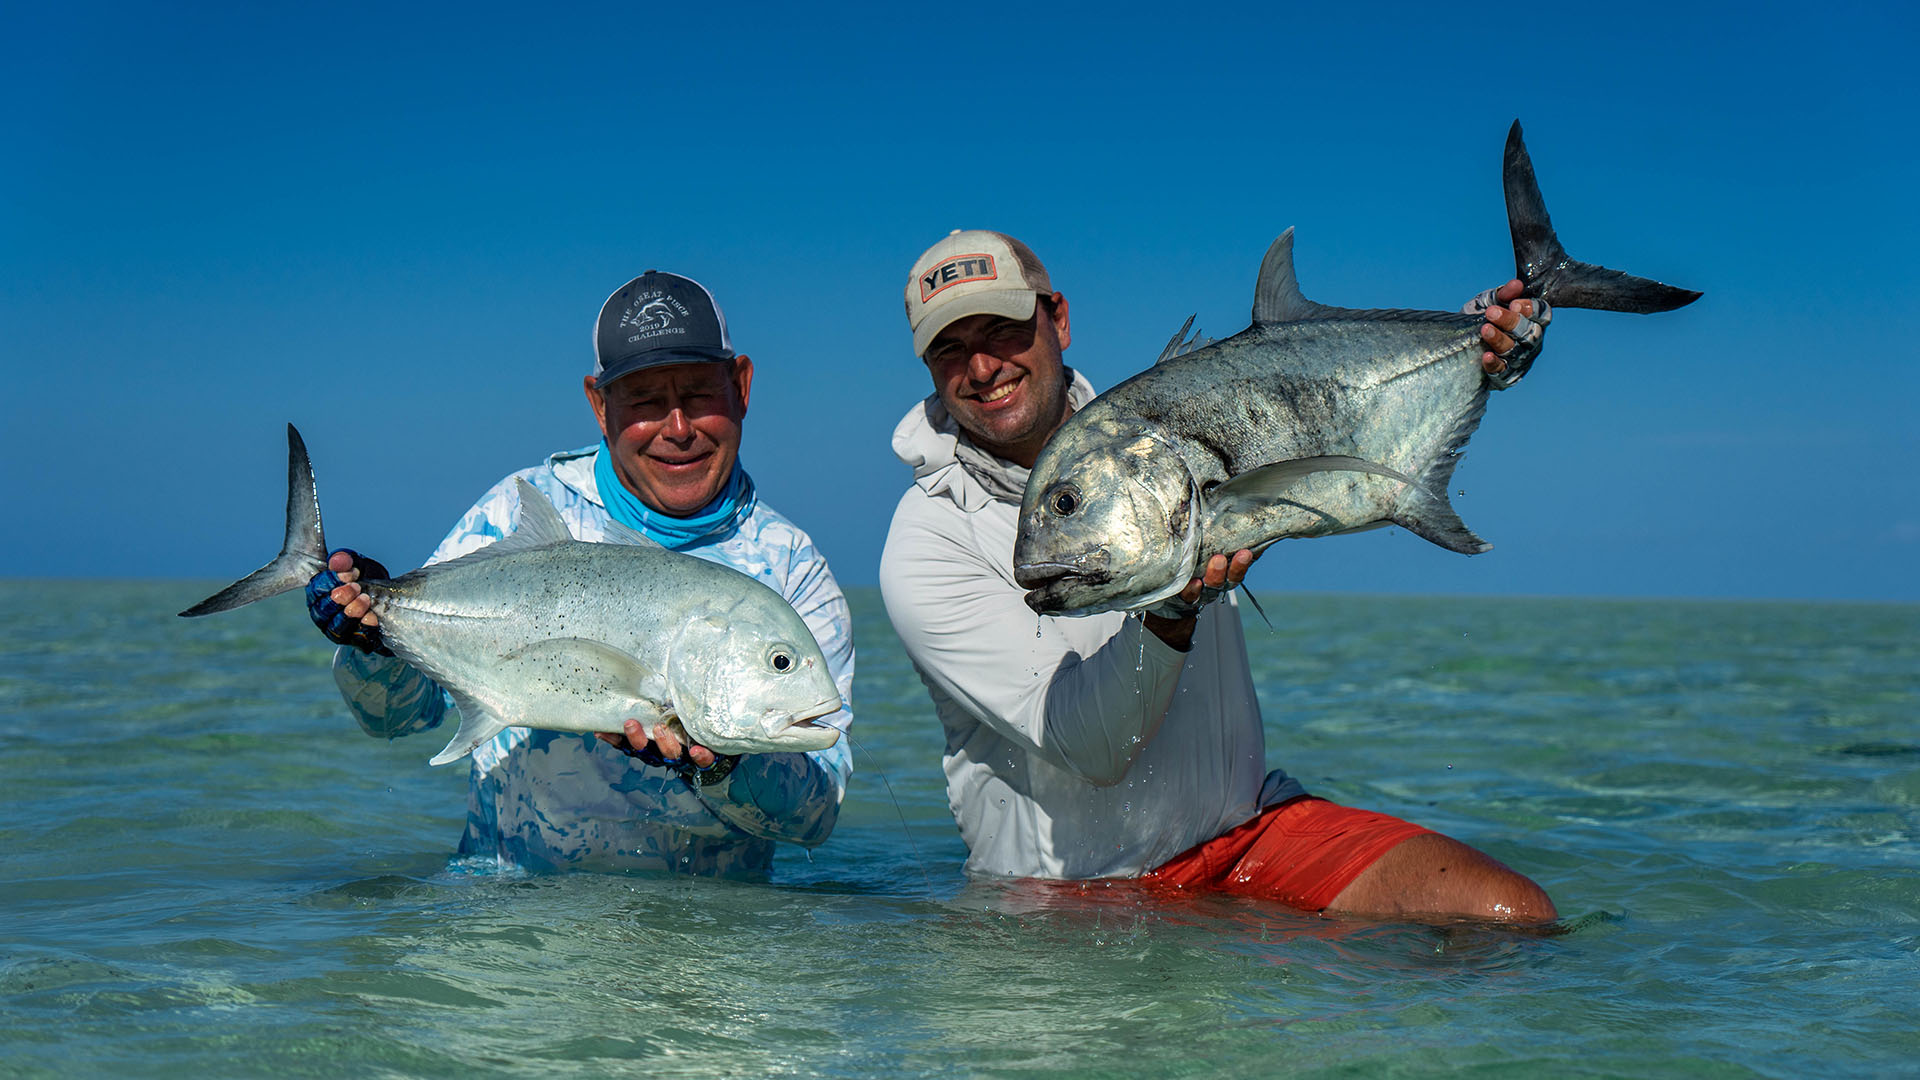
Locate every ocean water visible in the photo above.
<box><xmin>2</xmin><ymin>580</ymin><xmax>1915</xmax><ymax>1078</ymax></box>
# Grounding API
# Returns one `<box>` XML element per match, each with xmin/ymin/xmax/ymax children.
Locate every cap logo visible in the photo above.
<box><xmin>619</xmin><ymin>290</ymin><xmax>690</xmax><ymax>345</ymax></box>
<box><xmin>919</xmin><ymin>254</ymin><xmax>998</xmax><ymax>303</ymax></box>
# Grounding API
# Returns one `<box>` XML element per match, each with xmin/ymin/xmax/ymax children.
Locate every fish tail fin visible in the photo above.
<box><xmin>1505</xmin><ymin>120</ymin><xmax>1703</xmax><ymax>315</ymax></box>
<box><xmin>178</xmin><ymin>424</ymin><xmax>329</xmax><ymax>617</ymax></box>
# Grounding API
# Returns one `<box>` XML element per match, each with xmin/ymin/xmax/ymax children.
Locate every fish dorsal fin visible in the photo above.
<box><xmin>501</xmin><ymin>479</ymin><xmax>573</xmax><ymax>548</ymax></box>
<box><xmin>1253</xmin><ymin>229</ymin><xmax>1338</xmax><ymax>325</ymax></box>
<box><xmin>424</xmin><ymin>479</ymin><xmax>577</xmax><ymax>575</ymax></box>
<box><xmin>597</xmin><ymin>517</ymin><xmax>664</xmax><ymax>549</ymax></box>
<box><xmin>1212</xmin><ymin>454</ymin><xmax>1416</xmax><ymax>510</ymax></box>
<box><xmin>1154</xmin><ymin>315</ymin><xmax>1215</xmax><ymax>365</ymax></box>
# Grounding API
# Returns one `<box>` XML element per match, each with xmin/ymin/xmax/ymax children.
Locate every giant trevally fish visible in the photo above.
<box><xmin>180</xmin><ymin>425</ymin><xmax>844</xmax><ymax>765</ymax></box>
<box><xmin>1013</xmin><ymin>121</ymin><xmax>1701</xmax><ymax>616</ymax></box>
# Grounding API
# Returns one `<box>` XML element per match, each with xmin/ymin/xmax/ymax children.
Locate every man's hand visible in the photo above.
<box><xmin>1466</xmin><ymin>279</ymin><xmax>1552</xmax><ymax>384</ymax></box>
<box><xmin>307</xmin><ymin>549</ymin><xmax>393</xmax><ymax>655</ymax></box>
<box><xmin>1141</xmin><ymin>549</ymin><xmax>1256</xmax><ymax>652</ymax></box>
<box><xmin>597</xmin><ymin>718</ymin><xmax>718</xmax><ymax>770</ymax></box>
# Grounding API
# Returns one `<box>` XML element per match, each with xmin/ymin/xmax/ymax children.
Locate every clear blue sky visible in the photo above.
<box><xmin>6</xmin><ymin>2</ymin><xmax>1916</xmax><ymax>602</ymax></box>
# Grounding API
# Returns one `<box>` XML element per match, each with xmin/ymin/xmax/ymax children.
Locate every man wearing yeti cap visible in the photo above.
<box><xmin>906</xmin><ymin>230</ymin><xmax>1054</xmax><ymax>357</ymax></box>
<box><xmin>304</xmin><ymin>269</ymin><xmax>856</xmax><ymax>878</ymax></box>
<box><xmin>900</xmin><ymin>231</ymin><xmax>1075</xmax><ymax>473</ymax></box>
<box><xmin>881</xmin><ymin>228</ymin><xmax>1559</xmax><ymax>921</ymax></box>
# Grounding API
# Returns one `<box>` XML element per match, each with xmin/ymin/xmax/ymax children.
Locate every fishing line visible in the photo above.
<box><xmin>846</xmin><ymin>731</ymin><xmax>933</xmax><ymax>893</ymax></box>
<box><xmin>1240</xmin><ymin>587</ymin><xmax>1274</xmax><ymax>628</ymax></box>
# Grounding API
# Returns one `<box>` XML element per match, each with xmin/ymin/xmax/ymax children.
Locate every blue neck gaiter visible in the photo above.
<box><xmin>593</xmin><ymin>442</ymin><xmax>756</xmax><ymax>550</ymax></box>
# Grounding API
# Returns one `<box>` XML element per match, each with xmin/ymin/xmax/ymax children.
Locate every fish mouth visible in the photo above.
<box><xmin>758</xmin><ymin>698</ymin><xmax>843</xmax><ymax>752</ymax></box>
<box><xmin>1014</xmin><ymin>562</ymin><xmax>1111</xmax><ymax>616</ymax></box>
<box><xmin>785</xmin><ymin>698</ymin><xmax>841</xmax><ymax>728</ymax></box>
<box><xmin>1013</xmin><ymin>561</ymin><xmax>1109</xmax><ymax>590</ymax></box>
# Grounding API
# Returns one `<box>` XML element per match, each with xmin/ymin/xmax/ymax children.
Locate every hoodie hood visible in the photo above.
<box><xmin>891</xmin><ymin>368</ymin><xmax>1097</xmax><ymax>514</ymax></box>
<box><xmin>547</xmin><ymin>444</ymin><xmax>604</xmax><ymax>505</ymax></box>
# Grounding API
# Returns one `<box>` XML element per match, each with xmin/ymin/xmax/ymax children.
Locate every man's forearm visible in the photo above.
<box><xmin>692</xmin><ymin>751</ymin><xmax>844</xmax><ymax>848</ymax></box>
<box><xmin>332</xmin><ymin>647</ymin><xmax>449</xmax><ymax>739</ymax></box>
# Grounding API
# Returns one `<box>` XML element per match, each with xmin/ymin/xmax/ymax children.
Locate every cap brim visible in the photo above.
<box><xmin>595</xmin><ymin>348</ymin><xmax>736</xmax><ymax>387</ymax></box>
<box><xmin>912</xmin><ymin>290</ymin><xmax>1040</xmax><ymax>357</ymax></box>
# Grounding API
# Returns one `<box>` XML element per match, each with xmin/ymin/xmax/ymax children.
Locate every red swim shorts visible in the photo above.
<box><xmin>1142</xmin><ymin>796</ymin><xmax>1432</xmax><ymax>912</ymax></box>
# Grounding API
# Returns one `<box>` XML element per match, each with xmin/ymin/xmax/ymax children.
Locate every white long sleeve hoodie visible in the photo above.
<box><xmin>880</xmin><ymin>372</ymin><xmax>1303</xmax><ymax>880</ymax></box>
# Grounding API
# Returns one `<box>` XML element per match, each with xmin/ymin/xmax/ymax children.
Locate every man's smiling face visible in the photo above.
<box><xmin>585</xmin><ymin>358</ymin><xmax>752</xmax><ymax>515</ymax></box>
<box><xmin>922</xmin><ymin>293</ymin><xmax>1072</xmax><ymax>468</ymax></box>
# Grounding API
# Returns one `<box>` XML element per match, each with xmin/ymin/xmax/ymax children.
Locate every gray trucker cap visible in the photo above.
<box><xmin>592</xmin><ymin>270</ymin><xmax>736</xmax><ymax>385</ymax></box>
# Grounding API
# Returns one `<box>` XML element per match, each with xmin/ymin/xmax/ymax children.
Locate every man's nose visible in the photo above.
<box><xmin>967</xmin><ymin>349</ymin><xmax>999</xmax><ymax>382</ymax></box>
<box><xmin>660</xmin><ymin>405</ymin><xmax>694</xmax><ymax>439</ymax></box>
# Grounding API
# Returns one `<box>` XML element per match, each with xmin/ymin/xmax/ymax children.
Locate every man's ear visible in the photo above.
<box><xmin>583</xmin><ymin>375</ymin><xmax>610</xmax><ymax>438</ymax></box>
<box><xmin>1049</xmin><ymin>292</ymin><xmax>1071</xmax><ymax>350</ymax></box>
<box><xmin>731</xmin><ymin>355</ymin><xmax>754</xmax><ymax>416</ymax></box>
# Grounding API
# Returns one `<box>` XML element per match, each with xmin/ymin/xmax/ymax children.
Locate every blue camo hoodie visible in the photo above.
<box><xmin>332</xmin><ymin>444</ymin><xmax>855</xmax><ymax>877</ymax></box>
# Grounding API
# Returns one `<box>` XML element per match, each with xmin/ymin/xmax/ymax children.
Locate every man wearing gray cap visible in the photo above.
<box><xmin>880</xmin><ymin>230</ymin><xmax>1555</xmax><ymax>920</ymax></box>
<box><xmin>308</xmin><ymin>270</ymin><xmax>856</xmax><ymax>877</ymax></box>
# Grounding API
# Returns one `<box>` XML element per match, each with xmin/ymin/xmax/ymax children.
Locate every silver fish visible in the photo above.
<box><xmin>181</xmin><ymin>426</ymin><xmax>843</xmax><ymax>765</ymax></box>
<box><xmin>1014</xmin><ymin>121</ymin><xmax>1702</xmax><ymax>616</ymax></box>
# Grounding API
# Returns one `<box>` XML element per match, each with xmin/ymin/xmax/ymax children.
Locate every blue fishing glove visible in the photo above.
<box><xmin>306</xmin><ymin>548</ymin><xmax>395</xmax><ymax>656</ymax></box>
<box><xmin>616</xmin><ymin>739</ymin><xmax>741</xmax><ymax>787</ymax></box>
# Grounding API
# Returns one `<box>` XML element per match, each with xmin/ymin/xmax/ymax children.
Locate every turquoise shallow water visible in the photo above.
<box><xmin>2</xmin><ymin>581</ymin><xmax>1916</xmax><ymax>1078</ymax></box>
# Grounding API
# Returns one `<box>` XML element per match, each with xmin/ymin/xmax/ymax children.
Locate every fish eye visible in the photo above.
<box><xmin>1050</xmin><ymin>488</ymin><xmax>1079</xmax><ymax>516</ymax></box>
<box><xmin>768</xmin><ymin>647</ymin><xmax>795</xmax><ymax>673</ymax></box>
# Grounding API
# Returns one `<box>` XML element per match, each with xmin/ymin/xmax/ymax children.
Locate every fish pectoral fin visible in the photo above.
<box><xmin>1213</xmin><ymin>455</ymin><xmax>1416</xmax><ymax>508</ymax></box>
<box><xmin>501</xmin><ymin>637</ymin><xmax>653</xmax><ymax>678</ymax></box>
<box><xmin>426</xmin><ymin>638</ymin><xmax>666</xmax><ymax>766</ymax></box>
<box><xmin>497</xmin><ymin>637</ymin><xmax>663</xmax><ymax>720</ymax></box>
